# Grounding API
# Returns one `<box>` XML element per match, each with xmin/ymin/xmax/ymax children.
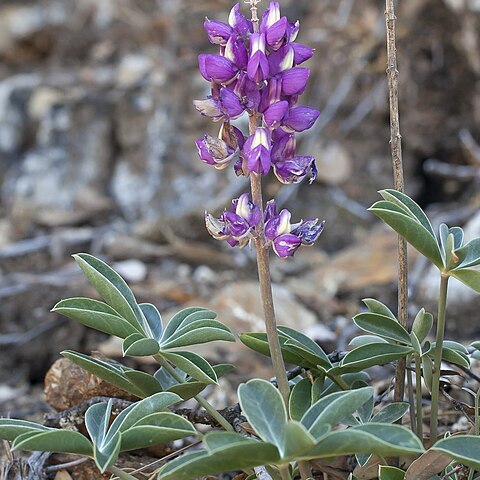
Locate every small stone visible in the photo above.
<box><xmin>112</xmin><ymin>259</ymin><xmax>148</xmax><ymax>283</ymax></box>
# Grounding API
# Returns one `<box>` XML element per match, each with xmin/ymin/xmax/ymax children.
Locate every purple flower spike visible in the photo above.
<box><xmin>229</xmin><ymin>3</ymin><xmax>253</xmax><ymax>36</ymax></box>
<box><xmin>273</xmin><ymin>156</ymin><xmax>316</xmax><ymax>184</ymax></box>
<box><xmin>264</xmin><ymin>199</ymin><xmax>277</xmax><ymax>223</ymax></box>
<box><xmin>224</xmin><ymin>35</ymin><xmax>248</xmax><ymax>70</ymax></box>
<box><xmin>287</xmin><ymin>20</ymin><xmax>300</xmax><ymax>42</ymax></box>
<box><xmin>247</xmin><ymin>33</ymin><xmax>269</xmax><ymax>83</ymax></box>
<box><xmin>273</xmin><ymin>233</ymin><xmax>302</xmax><ymax>258</ymax></box>
<box><xmin>268</xmin><ymin>44</ymin><xmax>294</xmax><ymax>76</ymax></box>
<box><xmin>205</xmin><ymin>212</ymin><xmax>230</xmax><ymax>240</ymax></box>
<box><xmin>265</xmin><ymin>209</ymin><xmax>292</xmax><ymax>240</ymax></box>
<box><xmin>224</xmin><ymin>211</ymin><xmax>251</xmax><ymax>238</ymax></box>
<box><xmin>244</xmin><ymin>127</ymin><xmax>272</xmax><ymax>175</ymax></box>
<box><xmin>281</xmin><ymin>68</ymin><xmax>310</xmax><ymax>96</ymax></box>
<box><xmin>292</xmin><ymin>219</ymin><xmax>325</xmax><ymax>245</ymax></box>
<box><xmin>258</xmin><ymin>76</ymin><xmax>282</xmax><ymax>113</ymax></box>
<box><xmin>204</xmin><ymin>19</ymin><xmax>233</xmax><ymax>45</ymax></box>
<box><xmin>198</xmin><ymin>54</ymin><xmax>238</xmax><ymax>83</ymax></box>
<box><xmin>264</xmin><ymin>100</ymin><xmax>289</xmax><ymax>129</ymax></box>
<box><xmin>261</xmin><ymin>2</ymin><xmax>281</xmax><ymax>31</ymax></box>
<box><xmin>291</xmin><ymin>43</ymin><xmax>314</xmax><ymax>65</ymax></box>
<box><xmin>283</xmin><ymin>106</ymin><xmax>320</xmax><ymax>132</ymax></box>
<box><xmin>234</xmin><ymin>192</ymin><xmax>261</xmax><ymax>227</ymax></box>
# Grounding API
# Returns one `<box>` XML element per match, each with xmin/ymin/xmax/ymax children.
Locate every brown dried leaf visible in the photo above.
<box><xmin>405</xmin><ymin>449</ymin><xmax>452</xmax><ymax>480</ymax></box>
<box><xmin>353</xmin><ymin>455</ymin><xmax>382</xmax><ymax>480</ymax></box>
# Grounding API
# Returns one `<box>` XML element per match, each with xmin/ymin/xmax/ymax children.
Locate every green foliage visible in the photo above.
<box><xmin>369</xmin><ymin>190</ymin><xmax>480</xmax><ymax>293</ymax></box>
<box><xmin>2</xmin><ymin>393</ymin><xmax>195</xmax><ymax>474</ymax></box>
<box><xmin>52</xmin><ymin>254</ymin><xmax>235</xmax><ymax>385</ymax></box>
<box><xmin>378</xmin><ymin>466</ymin><xmax>405</xmax><ymax>480</ymax></box>
<box><xmin>432</xmin><ymin>436</ymin><xmax>480</xmax><ymax>471</ymax></box>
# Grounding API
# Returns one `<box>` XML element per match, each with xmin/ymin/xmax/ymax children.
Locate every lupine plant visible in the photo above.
<box><xmin>1</xmin><ymin>2</ymin><xmax>480</xmax><ymax>480</ymax></box>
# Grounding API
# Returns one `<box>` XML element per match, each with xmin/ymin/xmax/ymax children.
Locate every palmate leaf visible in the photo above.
<box><xmin>411</xmin><ymin>308</ymin><xmax>433</xmax><ymax>344</ymax></box>
<box><xmin>161</xmin><ymin>307</ymin><xmax>213</xmax><ymax>342</ymax></box>
<box><xmin>349</xmin><ymin>335</ymin><xmax>389</xmax><ymax>347</ymax></box>
<box><xmin>432</xmin><ymin>435</ymin><xmax>480</xmax><ymax>470</ymax></box>
<box><xmin>369</xmin><ymin>199</ymin><xmax>444</xmax><ymax>269</ymax></box>
<box><xmin>353</xmin><ymin>312</ymin><xmax>411</xmax><ymax>344</ymax></box>
<box><xmin>328</xmin><ymin>343</ymin><xmax>413</xmax><ymax>376</ymax></box>
<box><xmin>52</xmin><ymin>298</ymin><xmax>140</xmax><ymax>339</ymax></box>
<box><xmin>123</xmin><ymin>370</ymin><xmax>163</xmax><ymax>396</ymax></box>
<box><xmin>13</xmin><ymin>429</ymin><xmax>93</xmax><ymax>456</ymax></box>
<box><xmin>280</xmin><ymin>421</ymin><xmax>316</xmax><ymax>459</ymax></box>
<box><xmin>157</xmin><ymin>432</ymin><xmax>281</xmax><ymax>480</ymax></box>
<box><xmin>122</xmin><ymin>336</ymin><xmax>160</xmax><ymax>357</ymax></box>
<box><xmin>238</xmin><ymin>379</ymin><xmax>287</xmax><ymax>450</ymax></box>
<box><xmin>139</xmin><ymin>303</ymin><xmax>163</xmax><ymax>341</ymax></box>
<box><xmin>73</xmin><ymin>253</ymin><xmax>145</xmax><ymax>331</ymax></box>
<box><xmin>439</xmin><ymin>224</ymin><xmax>464</xmax><ymax>263</ymax></box>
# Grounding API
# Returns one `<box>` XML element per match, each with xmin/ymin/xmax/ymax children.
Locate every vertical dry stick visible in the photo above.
<box><xmin>385</xmin><ymin>0</ymin><xmax>408</xmax><ymax>404</ymax></box>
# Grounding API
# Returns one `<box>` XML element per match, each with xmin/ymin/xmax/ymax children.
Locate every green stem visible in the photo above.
<box><xmin>154</xmin><ymin>354</ymin><xmax>234</xmax><ymax>431</ymax></box>
<box><xmin>415</xmin><ymin>353</ymin><xmax>424</xmax><ymax>440</ymax></box>
<box><xmin>430</xmin><ymin>274</ymin><xmax>449</xmax><ymax>447</ymax></box>
<box><xmin>108</xmin><ymin>465</ymin><xmax>139</xmax><ymax>480</ymax></box>
<box><xmin>406</xmin><ymin>355</ymin><xmax>416</xmax><ymax>433</ymax></box>
<box><xmin>279</xmin><ymin>464</ymin><xmax>292</xmax><ymax>480</ymax></box>
<box><xmin>327</xmin><ymin>373</ymin><xmax>349</xmax><ymax>391</ymax></box>
<box><xmin>475</xmin><ymin>389</ymin><xmax>480</xmax><ymax>436</ymax></box>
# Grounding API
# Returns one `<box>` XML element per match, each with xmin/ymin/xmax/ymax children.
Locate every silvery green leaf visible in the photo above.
<box><xmin>329</xmin><ymin>344</ymin><xmax>413</xmax><ymax>376</ymax></box>
<box><xmin>357</xmin><ymin>395</ymin><xmax>374</xmax><ymax>424</ymax></box>
<box><xmin>0</xmin><ymin>419</ymin><xmax>50</xmax><ymax>441</ymax></box>
<box><xmin>139</xmin><ymin>303</ymin><xmax>163</xmax><ymax>341</ymax></box>
<box><xmin>238</xmin><ymin>379</ymin><xmax>287</xmax><ymax>450</ymax></box>
<box><xmin>349</xmin><ymin>335</ymin><xmax>389</xmax><ymax>347</ymax></box>
<box><xmin>123</xmin><ymin>337</ymin><xmax>160</xmax><ymax>357</ymax></box>
<box><xmin>123</xmin><ymin>370</ymin><xmax>163</xmax><ymax>396</ymax></box>
<box><xmin>280</xmin><ymin>421</ymin><xmax>316</xmax><ymax>459</ymax></box>
<box><xmin>433</xmin><ymin>435</ymin><xmax>480</xmax><ymax>470</ymax></box>
<box><xmin>439</xmin><ymin>224</ymin><xmax>464</xmax><ymax>263</ymax></box>
<box><xmin>52</xmin><ymin>298</ymin><xmax>140</xmax><ymax>339</ymax></box>
<box><xmin>371</xmin><ymin>403</ymin><xmax>410</xmax><ymax>424</ymax></box>
<box><xmin>73</xmin><ymin>254</ymin><xmax>144</xmax><ymax>331</ymax></box>
<box><xmin>410</xmin><ymin>331</ymin><xmax>422</xmax><ymax>356</ymax></box>
<box><xmin>93</xmin><ymin>434</ymin><xmax>121</xmax><ymax>472</ymax></box>
<box><xmin>301</xmin><ymin>387</ymin><xmax>373</xmax><ymax>440</ymax></box>
<box><xmin>353</xmin><ymin>312</ymin><xmax>411</xmax><ymax>344</ymax></box>
<box><xmin>289</xmin><ymin>378</ymin><xmax>313</xmax><ymax>421</ymax></box>
<box><xmin>61</xmin><ymin>350</ymin><xmax>144</xmax><ymax>398</ymax></box>
<box><xmin>321</xmin><ymin>372</ymin><xmax>371</xmax><ymax>396</ymax></box>
<box><xmin>450</xmin><ymin>268</ymin><xmax>480</xmax><ymax>293</ymax></box>
<box><xmin>161</xmin><ymin>351</ymin><xmax>218</xmax><ymax>384</ymax></box>
<box><xmin>120</xmin><ymin>413</ymin><xmax>196</xmax><ymax>451</ymax></box>
<box><xmin>454</xmin><ymin>238</ymin><xmax>480</xmax><ymax>269</ymax></box>
<box><xmin>379</xmin><ymin>189</ymin><xmax>436</xmax><ymax>238</ymax></box>
<box><xmin>85</xmin><ymin>401</ymin><xmax>111</xmax><ymax>450</ymax></box>
<box><xmin>157</xmin><ymin>432</ymin><xmax>280</xmax><ymax>480</ymax></box>
<box><xmin>368</xmin><ymin>201</ymin><xmax>443</xmax><ymax>269</ymax></box>
<box><xmin>378</xmin><ymin>465</ymin><xmax>406</xmax><ymax>480</ymax></box>
<box><xmin>362</xmin><ymin>298</ymin><xmax>397</xmax><ymax>320</ymax></box>
<box><xmin>12</xmin><ymin>430</ymin><xmax>93</xmax><ymax>457</ymax></box>
<box><xmin>411</xmin><ymin>308</ymin><xmax>433</xmax><ymax>344</ymax></box>
<box><xmin>161</xmin><ymin>307</ymin><xmax>213</xmax><ymax>342</ymax></box>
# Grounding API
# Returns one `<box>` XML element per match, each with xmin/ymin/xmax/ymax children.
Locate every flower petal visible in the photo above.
<box><xmin>273</xmin><ymin>233</ymin><xmax>301</xmax><ymax>258</ymax></box>
<box><xmin>283</xmin><ymin>106</ymin><xmax>320</xmax><ymax>132</ymax></box>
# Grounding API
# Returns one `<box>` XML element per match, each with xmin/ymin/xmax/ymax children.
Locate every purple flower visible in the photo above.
<box><xmin>228</xmin><ymin>3</ymin><xmax>253</xmax><ymax>36</ymax></box>
<box><xmin>205</xmin><ymin>193</ymin><xmax>260</xmax><ymax>248</ymax></box>
<box><xmin>260</xmin><ymin>2</ymin><xmax>281</xmax><ymax>31</ymax></box>
<box><xmin>264</xmin><ymin>100</ymin><xmax>289</xmax><ymax>129</ymax></box>
<box><xmin>281</xmin><ymin>68</ymin><xmax>310</xmax><ymax>96</ymax></box>
<box><xmin>203</xmin><ymin>19</ymin><xmax>233</xmax><ymax>45</ymax></box>
<box><xmin>271</xmin><ymin>129</ymin><xmax>296</xmax><ymax>162</ymax></box>
<box><xmin>292</xmin><ymin>219</ymin><xmax>325</xmax><ymax>245</ymax></box>
<box><xmin>224</xmin><ymin>35</ymin><xmax>248</xmax><ymax>70</ymax></box>
<box><xmin>273</xmin><ymin>156</ymin><xmax>317</xmax><ymax>184</ymax></box>
<box><xmin>231</xmin><ymin>72</ymin><xmax>261</xmax><ymax>110</ymax></box>
<box><xmin>258</xmin><ymin>76</ymin><xmax>282</xmax><ymax>112</ymax></box>
<box><xmin>247</xmin><ymin>33</ymin><xmax>269</xmax><ymax>83</ymax></box>
<box><xmin>219</xmin><ymin>88</ymin><xmax>244</xmax><ymax>119</ymax></box>
<box><xmin>265</xmin><ymin>208</ymin><xmax>292</xmax><ymax>240</ymax></box>
<box><xmin>195</xmin><ymin>133</ymin><xmax>237</xmax><ymax>169</ymax></box>
<box><xmin>291</xmin><ymin>43</ymin><xmax>314</xmax><ymax>64</ymax></box>
<box><xmin>220</xmin><ymin>122</ymin><xmax>245</xmax><ymax>150</ymax></box>
<box><xmin>283</xmin><ymin>105</ymin><xmax>320</xmax><ymax>132</ymax></box>
<box><xmin>268</xmin><ymin>44</ymin><xmax>294</xmax><ymax>76</ymax></box>
<box><xmin>243</xmin><ymin>127</ymin><xmax>272</xmax><ymax>174</ymax></box>
<box><xmin>273</xmin><ymin>234</ymin><xmax>302</xmax><ymax>258</ymax></box>
<box><xmin>198</xmin><ymin>54</ymin><xmax>238</xmax><ymax>83</ymax></box>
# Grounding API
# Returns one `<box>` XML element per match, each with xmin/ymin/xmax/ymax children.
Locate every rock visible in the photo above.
<box><xmin>112</xmin><ymin>259</ymin><xmax>148</xmax><ymax>283</ymax></box>
<box><xmin>315</xmin><ymin>141</ymin><xmax>353</xmax><ymax>186</ymax></box>
<box><xmin>44</xmin><ymin>358</ymin><xmax>138</xmax><ymax>411</ymax></box>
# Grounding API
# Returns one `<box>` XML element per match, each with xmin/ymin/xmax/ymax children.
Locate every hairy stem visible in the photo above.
<box><xmin>108</xmin><ymin>465</ymin><xmax>139</xmax><ymax>480</ymax></box>
<box><xmin>154</xmin><ymin>354</ymin><xmax>234</xmax><ymax>431</ymax></box>
<box><xmin>430</xmin><ymin>274</ymin><xmax>449</xmax><ymax>446</ymax></box>
<box><xmin>327</xmin><ymin>373</ymin><xmax>349</xmax><ymax>391</ymax></box>
<box><xmin>385</xmin><ymin>0</ymin><xmax>408</xmax><ymax>405</ymax></box>
<box><xmin>415</xmin><ymin>354</ymin><xmax>424</xmax><ymax>440</ymax></box>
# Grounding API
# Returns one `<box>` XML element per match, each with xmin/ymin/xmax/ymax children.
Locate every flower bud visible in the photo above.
<box><xmin>204</xmin><ymin>19</ymin><xmax>233</xmax><ymax>46</ymax></box>
<box><xmin>247</xmin><ymin>33</ymin><xmax>269</xmax><ymax>83</ymax></box>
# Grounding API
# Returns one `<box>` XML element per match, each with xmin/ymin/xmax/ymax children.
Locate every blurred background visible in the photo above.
<box><xmin>0</xmin><ymin>0</ymin><xmax>479</xmax><ymax>414</ymax></box>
